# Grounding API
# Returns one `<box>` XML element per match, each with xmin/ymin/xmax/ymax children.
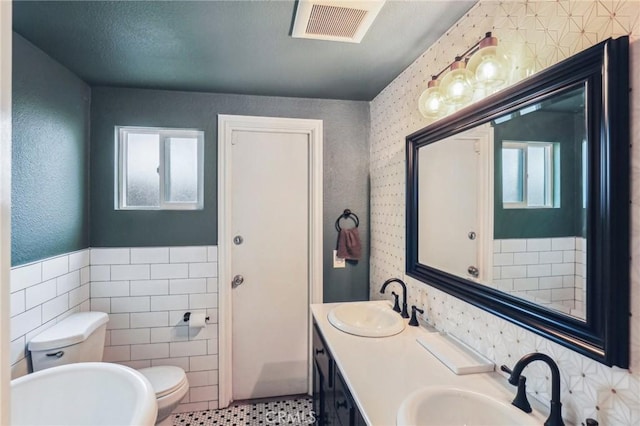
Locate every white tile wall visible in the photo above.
<box><xmin>9</xmin><ymin>245</ymin><xmax>219</xmax><ymax>412</ymax></box>
<box><xmin>9</xmin><ymin>249</ymin><xmax>91</xmax><ymax>378</ymax></box>
<box><xmin>131</xmin><ymin>247</ymin><xmax>169</xmax><ymax>264</ymax></box>
<box><xmin>369</xmin><ymin>1</ymin><xmax>640</xmax><ymax>424</ymax></box>
<box><xmin>11</xmin><ymin>262</ymin><xmax>42</xmax><ymax>292</ymax></box>
<box><xmin>95</xmin><ymin>246</ymin><xmax>219</xmax><ymax>412</ymax></box>
<box><xmin>151</xmin><ymin>263</ymin><xmax>189</xmax><ymax>279</ymax></box>
<box><xmin>492</xmin><ymin>237</ymin><xmax>584</xmax><ymax>317</ymax></box>
<box><xmin>170</xmin><ymin>246</ymin><xmax>208</xmax><ymax>263</ymax></box>
<box><xmin>42</xmin><ymin>256</ymin><xmax>69</xmax><ymax>282</ymax></box>
<box><xmin>90</xmin><ymin>248</ymin><xmax>130</xmax><ymax>265</ymax></box>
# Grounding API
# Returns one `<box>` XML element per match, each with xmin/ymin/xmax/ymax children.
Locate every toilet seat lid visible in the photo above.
<box><xmin>138</xmin><ymin>366</ymin><xmax>188</xmax><ymax>398</ymax></box>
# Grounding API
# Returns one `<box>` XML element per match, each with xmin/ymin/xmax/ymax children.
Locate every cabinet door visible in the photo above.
<box><xmin>353</xmin><ymin>404</ymin><xmax>366</xmax><ymax>426</ymax></box>
<box><xmin>334</xmin><ymin>369</ymin><xmax>357</xmax><ymax>426</ymax></box>
<box><xmin>313</xmin><ymin>322</ymin><xmax>334</xmax><ymax>425</ymax></box>
<box><xmin>313</xmin><ymin>358</ymin><xmax>336</xmax><ymax>425</ymax></box>
<box><xmin>313</xmin><ymin>322</ymin><xmax>365</xmax><ymax>426</ymax></box>
<box><xmin>313</xmin><ymin>323</ymin><xmax>333</xmax><ymax>385</ymax></box>
<box><xmin>312</xmin><ymin>358</ymin><xmax>323</xmax><ymax>424</ymax></box>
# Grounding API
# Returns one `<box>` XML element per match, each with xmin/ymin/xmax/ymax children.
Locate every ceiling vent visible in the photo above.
<box><xmin>292</xmin><ymin>1</ymin><xmax>386</xmax><ymax>44</ymax></box>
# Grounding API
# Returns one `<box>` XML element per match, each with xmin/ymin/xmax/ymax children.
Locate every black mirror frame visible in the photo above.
<box><xmin>406</xmin><ymin>37</ymin><xmax>629</xmax><ymax>368</ymax></box>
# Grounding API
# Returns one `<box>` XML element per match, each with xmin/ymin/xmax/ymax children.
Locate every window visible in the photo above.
<box><xmin>502</xmin><ymin>141</ymin><xmax>559</xmax><ymax>208</ymax></box>
<box><xmin>117</xmin><ymin>127</ymin><xmax>204</xmax><ymax>210</ymax></box>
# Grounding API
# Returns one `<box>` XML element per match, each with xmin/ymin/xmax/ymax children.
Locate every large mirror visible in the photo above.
<box><xmin>406</xmin><ymin>37</ymin><xmax>629</xmax><ymax>367</ymax></box>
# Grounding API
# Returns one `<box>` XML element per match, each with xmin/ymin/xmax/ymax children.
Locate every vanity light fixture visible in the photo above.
<box><xmin>440</xmin><ymin>56</ymin><xmax>474</xmax><ymax>106</ymax></box>
<box><xmin>418</xmin><ymin>32</ymin><xmax>514</xmax><ymax>119</ymax></box>
<box><xmin>418</xmin><ymin>76</ymin><xmax>445</xmax><ymax>119</ymax></box>
<box><xmin>467</xmin><ymin>32</ymin><xmax>508</xmax><ymax>89</ymax></box>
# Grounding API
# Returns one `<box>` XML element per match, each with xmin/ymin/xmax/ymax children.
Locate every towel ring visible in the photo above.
<box><xmin>335</xmin><ymin>209</ymin><xmax>359</xmax><ymax>232</ymax></box>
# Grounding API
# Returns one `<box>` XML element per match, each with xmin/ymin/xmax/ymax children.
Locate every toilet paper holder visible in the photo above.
<box><xmin>183</xmin><ymin>312</ymin><xmax>210</xmax><ymax>323</ymax></box>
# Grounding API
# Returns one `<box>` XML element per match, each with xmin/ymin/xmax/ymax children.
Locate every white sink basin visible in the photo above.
<box><xmin>11</xmin><ymin>362</ymin><xmax>157</xmax><ymax>426</ymax></box>
<box><xmin>328</xmin><ymin>301</ymin><xmax>405</xmax><ymax>337</ymax></box>
<box><xmin>396</xmin><ymin>386</ymin><xmax>539</xmax><ymax>426</ymax></box>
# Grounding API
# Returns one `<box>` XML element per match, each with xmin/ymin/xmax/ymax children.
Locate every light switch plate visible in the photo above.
<box><xmin>333</xmin><ymin>250</ymin><xmax>346</xmax><ymax>268</ymax></box>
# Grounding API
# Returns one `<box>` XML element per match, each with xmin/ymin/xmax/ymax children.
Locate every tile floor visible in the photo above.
<box><xmin>172</xmin><ymin>396</ymin><xmax>314</xmax><ymax>425</ymax></box>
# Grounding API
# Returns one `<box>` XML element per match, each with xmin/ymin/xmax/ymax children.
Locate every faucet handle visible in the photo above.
<box><xmin>408</xmin><ymin>305</ymin><xmax>424</xmax><ymax>326</ymax></box>
<box><xmin>501</xmin><ymin>365</ymin><xmax>532</xmax><ymax>414</ymax></box>
<box><xmin>500</xmin><ymin>364</ymin><xmax>518</xmax><ymax>385</ymax></box>
<box><xmin>512</xmin><ymin>376</ymin><xmax>532</xmax><ymax>413</ymax></box>
<box><xmin>391</xmin><ymin>291</ymin><xmax>401</xmax><ymax>313</ymax></box>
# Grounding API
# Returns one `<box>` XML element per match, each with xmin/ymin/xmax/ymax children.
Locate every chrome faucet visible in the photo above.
<box><xmin>501</xmin><ymin>353</ymin><xmax>564</xmax><ymax>426</ymax></box>
<box><xmin>380</xmin><ymin>278</ymin><xmax>409</xmax><ymax>318</ymax></box>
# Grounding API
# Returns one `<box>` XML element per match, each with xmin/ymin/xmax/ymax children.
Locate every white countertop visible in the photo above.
<box><xmin>311</xmin><ymin>301</ymin><xmax>548</xmax><ymax>426</ymax></box>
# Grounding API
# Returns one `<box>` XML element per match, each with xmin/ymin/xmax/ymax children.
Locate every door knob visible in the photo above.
<box><xmin>233</xmin><ymin>235</ymin><xmax>244</xmax><ymax>245</ymax></box>
<box><xmin>467</xmin><ymin>266</ymin><xmax>479</xmax><ymax>278</ymax></box>
<box><xmin>232</xmin><ymin>275</ymin><xmax>244</xmax><ymax>288</ymax></box>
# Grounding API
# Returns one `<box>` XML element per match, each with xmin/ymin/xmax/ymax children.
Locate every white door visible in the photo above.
<box><xmin>418</xmin><ymin>134</ymin><xmax>482</xmax><ymax>280</ymax></box>
<box><xmin>230</xmin><ymin>129</ymin><xmax>310</xmax><ymax>400</ymax></box>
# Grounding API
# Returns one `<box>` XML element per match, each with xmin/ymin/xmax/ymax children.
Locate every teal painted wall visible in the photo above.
<box><xmin>493</xmin><ymin>110</ymin><xmax>584</xmax><ymax>239</ymax></box>
<box><xmin>12</xmin><ymin>33</ymin><xmax>91</xmax><ymax>266</ymax></box>
<box><xmin>90</xmin><ymin>87</ymin><xmax>370</xmax><ymax>302</ymax></box>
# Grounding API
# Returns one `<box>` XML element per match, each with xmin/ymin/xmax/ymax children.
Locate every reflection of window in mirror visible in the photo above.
<box><xmin>501</xmin><ymin>141</ymin><xmax>559</xmax><ymax>209</ymax></box>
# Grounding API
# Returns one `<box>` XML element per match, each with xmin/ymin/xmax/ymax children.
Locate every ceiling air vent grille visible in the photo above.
<box><xmin>292</xmin><ymin>1</ymin><xmax>386</xmax><ymax>44</ymax></box>
<box><xmin>306</xmin><ymin>5</ymin><xmax>368</xmax><ymax>38</ymax></box>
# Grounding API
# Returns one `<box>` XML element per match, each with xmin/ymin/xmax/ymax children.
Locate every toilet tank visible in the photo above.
<box><xmin>28</xmin><ymin>312</ymin><xmax>109</xmax><ymax>372</ymax></box>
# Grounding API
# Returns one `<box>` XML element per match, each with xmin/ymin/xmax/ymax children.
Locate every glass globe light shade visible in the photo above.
<box><xmin>440</xmin><ymin>59</ymin><xmax>474</xmax><ymax>106</ymax></box>
<box><xmin>507</xmin><ymin>59</ymin><xmax>535</xmax><ymax>85</ymax></box>
<box><xmin>418</xmin><ymin>78</ymin><xmax>444</xmax><ymax>119</ymax></box>
<box><xmin>468</xmin><ymin>33</ymin><xmax>508</xmax><ymax>89</ymax></box>
<box><xmin>496</xmin><ymin>41</ymin><xmax>537</xmax><ymax>85</ymax></box>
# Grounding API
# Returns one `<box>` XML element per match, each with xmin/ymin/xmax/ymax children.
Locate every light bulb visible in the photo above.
<box><xmin>468</xmin><ymin>32</ymin><xmax>508</xmax><ymax>89</ymax></box>
<box><xmin>418</xmin><ymin>77</ymin><xmax>444</xmax><ymax>119</ymax></box>
<box><xmin>477</xmin><ymin>58</ymin><xmax>502</xmax><ymax>81</ymax></box>
<box><xmin>449</xmin><ymin>78</ymin><xmax>467</xmax><ymax>97</ymax></box>
<box><xmin>440</xmin><ymin>59</ymin><xmax>474</xmax><ymax>106</ymax></box>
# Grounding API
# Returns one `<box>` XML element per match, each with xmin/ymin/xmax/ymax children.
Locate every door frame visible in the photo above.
<box><xmin>476</xmin><ymin>128</ymin><xmax>494</xmax><ymax>284</ymax></box>
<box><xmin>217</xmin><ymin>115</ymin><xmax>323</xmax><ymax>407</ymax></box>
<box><xmin>458</xmin><ymin>128</ymin><xmax>494</xmax><ymax>283</ymax></box>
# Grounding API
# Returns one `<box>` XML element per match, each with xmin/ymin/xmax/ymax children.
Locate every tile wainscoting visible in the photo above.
<box><xmin>9</xmin><ymin>245</ymin><xmax>220</xmax><ymax>412</ymax></box>
<box><xmin>370</xmin><ymin>1</ymin><xmax>639</xmax><ymax>424</ymax></box>
<box><xmin>492</xmin><ymin>237</ymin><xmax>586</xmax><ymax>318</ymax></box>
<box><xmin>9</xmin><ymin>249</ymin><xmax>91</xmax><ymax>378</ymax></box>
<box><xmin>91</xmin><ymin>246</ymin><xmax>219</xmax><ymax>412</ymax></box>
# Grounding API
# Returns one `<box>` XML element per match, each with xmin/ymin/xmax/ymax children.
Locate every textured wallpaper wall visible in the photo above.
<box><xmin>370</xmin><ymin>1</ymin><xmax>639</xmax><ymax>424</ymax></box>
<box><xmin>12</xmin><ymin>33</ymin><xmax>90</xmax><ymax>266</ymax></box>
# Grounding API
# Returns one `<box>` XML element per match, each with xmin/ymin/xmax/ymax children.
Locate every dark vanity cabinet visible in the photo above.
<box><xmin>333</xmin><ymin>368</ymin><xmax>366</xmax><ymax>426</ymax></box>
<box><xmin>312</xmin><ymin>322</ymin><xmax>366</xmax><ymax>426</ymax></box>
<box><xmin>313</xmin><ymin>321</ymin><xmax>333</xmax><ymax>424</ymax></box>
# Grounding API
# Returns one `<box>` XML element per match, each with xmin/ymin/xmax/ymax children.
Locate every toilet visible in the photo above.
<box><xmin>28</xmin><ymin>311</ymin><xmax>189</xmax><ymax>426</ymax></box>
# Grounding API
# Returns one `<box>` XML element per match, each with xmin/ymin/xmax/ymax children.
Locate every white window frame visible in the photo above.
<box><xmin>116</xmin><ymin>126</ymin><xmax>204</xmax><ymax>210</ymax></box>
<box><xmin>502</xmin><ymin>140</ymin><xmax>556</xmax><ymax>209</ymax></box>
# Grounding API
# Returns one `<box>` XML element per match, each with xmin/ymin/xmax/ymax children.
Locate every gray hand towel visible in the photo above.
<box><xmin>336</xmin><ymin>227</ymin><xmax>362</xmax><ymax>260</ymax></box>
